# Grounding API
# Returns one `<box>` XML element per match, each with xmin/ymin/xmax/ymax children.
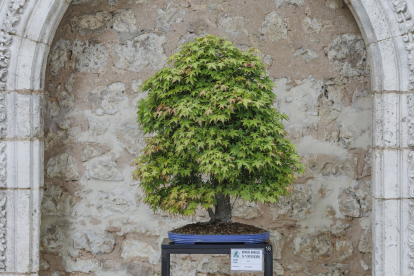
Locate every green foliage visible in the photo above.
<box><xmin>132</xmin><ymin>35</ymin><xmax>305</xmax><ymax>216</ymax></box>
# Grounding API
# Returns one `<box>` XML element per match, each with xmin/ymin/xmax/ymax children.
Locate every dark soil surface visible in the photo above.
<box><xmin>171</xmin><ymin>222</ymin><xmax>267</xmax><ymax>235</ymax></box>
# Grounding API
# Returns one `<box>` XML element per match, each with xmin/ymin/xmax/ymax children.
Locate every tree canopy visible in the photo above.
<box><xmin>132</xmin><ymin>35</ymin><xmax>304</xmax><ymax>217</ymax></box>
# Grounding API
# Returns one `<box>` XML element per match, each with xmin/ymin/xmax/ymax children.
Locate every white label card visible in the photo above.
<box><xmin>230</xmin><ymin>248</ymin><xmax>263</xmax><ymax>272</ymax></box>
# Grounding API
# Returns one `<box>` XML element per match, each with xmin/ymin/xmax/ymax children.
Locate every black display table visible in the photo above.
<box><xmin>161</xmin><ymin>238</ymin><xmax>273</xmax><ymax>276</ymax></box>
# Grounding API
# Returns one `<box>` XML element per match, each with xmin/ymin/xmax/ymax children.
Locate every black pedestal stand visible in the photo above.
<box><xmin>161</xmin><ymin>238</ymin><xmax>273</xmax><ymax>276</ymax></box>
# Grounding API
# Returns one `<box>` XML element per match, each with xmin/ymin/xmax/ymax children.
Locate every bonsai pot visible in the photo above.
<box><xmin>168</xmin><ymin>230</ymin><xmax>270</xmax><ymax>244</ymax></box>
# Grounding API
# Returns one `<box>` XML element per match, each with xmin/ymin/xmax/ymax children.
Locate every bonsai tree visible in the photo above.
<box><xmin>132</xmin><ymin>35</ymin><xmax>304</xmax><ymax>224</ymax></box>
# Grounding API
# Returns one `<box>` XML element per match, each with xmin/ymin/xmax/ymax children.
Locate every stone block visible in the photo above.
<box><xmin>6</xmin><ymin>140</ymin><xmax>44</xmax><ymax>189</ymax></box>
<box><xmin>6</xmin><ymin>92</ymin><xmax>43</xmax><ymax>139</ymax></box>
<box><xmin>5</xmin><ymin>189</ymin><xmax>41</xmax><ymax>273</ymax></box>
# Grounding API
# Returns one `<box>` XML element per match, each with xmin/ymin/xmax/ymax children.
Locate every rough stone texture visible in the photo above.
<box><xmin>72</xmin><ymin>39</ymin><xmax>109</xmax><ymax>73</ymax></box>
<box><xmin>217</xmin><ymin>13</ymin><xmax>248</xmax><ymax>37</ymax></box>
<box><xmin>81</xmin><ymin>144</ymin><xmax>111</xmax><ymax>161</ymax></box>
<box><xmin>335</xmin><ymin>239</ymin><xmax>354</xmax><ymax>261</ymax></box>
<box><xmin>49</xmin><ymin>40</ymin><xmax>71</xmax><ymax>76</ymax></box>
<box><xmin>260</xmin><ymin>11</ymin><xmax>287</xmax><ymax>41</ymax></box>
<box><xmin>156</xmin><ymin>3</ymin><xmax>184</xmax><ymax>33</ymax></box>
<box><xmin>302</xmin><ymin>17</ymin><xmax>323</xmax><ymax>34</ymax></box>
<box><xmin>40</xmin><ymin>1</ymin><xmax>373</xmax><ymax>275</ymax></box>
<box><xmin>70</xmin><ymin>11</ymin><xmax>112</xmax><ymax>36</ymax></box>
<box><xmin>113</xmin><ymin>122</ymin><xmax>146</xmax><ymax>155</ymax></box>
<box><xmin>273</xmin><ymin>261</ymin><xmax>284</xmax><ymax>275</ymax></box>
<box><xmin>121</xmin><ymin>240</ymin><xmax>159</xmax><ymax>264</ymax></box>
<box><xmin>285</xmin><ymin>259</ymin><xmax>310</xmax><ymax>274</ymax></box>
<box><xmin>269</xmin><ymin>230</ymin><xmax>286</xmax><ymax>259</ymax></box>
<box><xmin>358</xmin><ymin>228</ymin><xmax>372</xmax><ymax>254</ymax></box>
<box><xmin>73</xmin><ymin>228</ymin><xmax>115</xmax><ymax>254</ymax></box>
<box><xmin>326</xmin><ymin>0</ymin><xmax>344</xmax><ymax>9</ymax></box>
<box><xmin>300</xmin><ymin>154</ymin><xmax>357</xmax><ymax>179</ymax></box>
<box><xmin>113</xmin><ymin>33</ymin><xmax>167</xmax><ymax>72</ymax></box>
<box><xmin>46</xmin><ymin>149</ymin><xmax>80</xmax><ymax>181</ymax></box>
<box><xmin>88</xmin><ymin>161</ymin><xmax>124</xmax><ymax>181</ymax></box>
<box><xmin>270</xmin><ymin>184</ymin><xmax>314</xmax><ymax>220</ymax></box>
<box><xmin>96</xmin><ymin>186</ymin><xmax>133</xmax><ymax>218</ymax></box>
<box><xmin>87</xmin><ymin>82</ymin><xmax>127</xmax><ymax>115</ymax></box>
<box><xmin>231</xmin><ymin>198</ymin><xmax>262</xmax><ymax>219</ymax></box>
<box><xmin>275</xmin><ymin>0</ymin><xmax>305</xmax><ymax>8</ymax></box>
<box><xmin>293</xmin><ymin>233</ymin><xmax>332</xmax><ymax>260</ymax></box>
<box><xmin>88</xmin><ymin>117</ymin><xmax>109</xmax><ymax>143</ymax></box>
<box><xmin>293</xmin><ymin>47</ymin><xmax>318</xmax><ymax>63</ymax></box>
<box><xmin>327</xmin><ymin>33</ymin><xmax>368</xmax><ymax>77</ymax></box>
<box><xmin>338</xmin><ymin>181</ymin><xmax>371</xmax><ymax>218</ymax></box>
<box><xmin>112</xmin><ymin>9</ymin><xmax>137</xmax><ymax>33</ymax></box>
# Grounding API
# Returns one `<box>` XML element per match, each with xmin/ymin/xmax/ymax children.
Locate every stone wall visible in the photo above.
<box><xmin>41</xmin><ymin>0</ymin><xmax>372</xmax><ymax>275</ymax></box>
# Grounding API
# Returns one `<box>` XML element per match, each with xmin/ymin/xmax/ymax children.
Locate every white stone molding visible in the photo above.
<box><xmin>0</xmin><ymin>0</ymin><xmax>411</xmax><ymax>275</ymax></box>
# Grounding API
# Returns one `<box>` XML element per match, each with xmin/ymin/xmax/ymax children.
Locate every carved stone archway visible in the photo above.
<box><xmin>0</xmin><ymin>0</ymin><xmax>413</xmax><ymax>275</ymax></box>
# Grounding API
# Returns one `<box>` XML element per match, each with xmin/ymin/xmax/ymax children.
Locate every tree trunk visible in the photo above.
<box><xmin>208</xmin><ymin>192</ymin><xmax>232</xmax><ymax>224</ymax></box>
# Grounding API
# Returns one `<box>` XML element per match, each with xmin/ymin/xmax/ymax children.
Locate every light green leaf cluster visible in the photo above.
<box><xmin>132</xmin><ymin>35</ymin><xmax>305</xmax><ymax>216</ymax></box>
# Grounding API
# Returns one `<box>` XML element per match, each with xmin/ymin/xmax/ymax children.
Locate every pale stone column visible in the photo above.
<box><xmin>2</xmin><ymin>92</ymin><xmax>44</xmax><ymax>275</ymax></box>
<box><xmin>0</xmin><ymin>0</ymin><xmax>69</xmax><ymax>274</ymax></box>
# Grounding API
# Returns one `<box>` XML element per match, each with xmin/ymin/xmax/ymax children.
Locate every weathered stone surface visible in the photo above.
<box><xmin>87</xmin><ymin>82</ymin><xmax>127</xmax><ymax>115</ymax></box>
<box><xmin>331</xmin><ymin>221</ymin><xmax>352</xmax><ymax>236</ymax></box>
<box><xmin>300</xmin><ymin>154</ymin><xmax>357</xmax><ymax>179</ymax></box>
<box><xmin>178</xmin><ymin>33</ymin><xmax>200</xmax><ymax>47</ymax></box>
<box><xmin>285</xmin><ymin>259</ymin><xmax>310</xmax><ymax>273</ymax></box>
<box><xmin>358</xmin><ymin>228</ymin><xmax>372</xmax><ymax>254</ymax></box>
<box><xmin>293</xmin><ymin>48</ymin><xmax>318</xmax><ymax>63</ymax></box>
<box><xmin>338</xmin><ymin>189</ymin><xmax>361</xmax><ymax>217</ymax></box>
<box><xmin>339</xmin><ymin>181</ymin><xmax>371</xmax><ymax>217</ymax></box>
<box><xmin>328</xmin><ymin>33</ymin><xmax>368</xmax><ymax>77</ymax></box>
<box><xmin>81</xmin><ymin>144</ymin><xmax>111</xmax><ymax>161</ymax></box>
<box><xmin>113</xmin><ymin>33</ymin><xmax>167</xmax><ymax>72</ymax></box>
<box><xmin>274</xmin><ymin>0</ymin><xmax>305</xmax><ymax>8</ymax></box>
<box><xmin>270</xmin><ymin>184</ymin><xmax>314</xmax><ymax>220</ymax></box>
<box><xmin>88</xmin><ymin>117</ymin><xmax>109</xmax><ymax>143</ymax></box>
<box><xmin>273</xmin><ymin>261</ymin><xmax>284</xmax><ymax>275</ymax></box>
<box><xmin>61</xmin><ymin>255</ymin><xmax>100</xmax><ymax>273</ymax></box>
<box><xmin>317</xmin><ymin>263</ymin><xmax>350</xmax><ymax>276</ymax></box>
<box><xmin>38</xmin><ymin>1</ymin><xmax>376</xmax><ymax>275</ymax></box>
<box><xmin>293</xmin><ymin>233</ymin><xmax>332</xmax><ymax>260</ymax></box>
<box><xmin>360</xmin><ymin>259</ymin><xmax>370</xmax><ymax>271</ymax></box>
<box><xmin>42</xmin><ymin>182</ymin><xmax>73</xmax><ymax>216</ymax></box>
<box><xmin>102</xmin><ymin>259</ymin><xmax>124</xmax><ymax>271</ymax></box>
<box><xmin>217</xmin><ymin>13</ymin><xmax>248</xmax><ymax>37</ymax></box>
<box><xmin>121</xmin><ymin>240</ymin><xmax>159</xmax><ymax>264</ymax></box>
<box><xmin>96</xmin><ymin>186</ymin><xmax>133</xmax><ymax>218</ymax></box>
<box><xmin>40</xmin><ymin>259</ymin><xmax>50</xmax><ymax>271</ymax></box>
<box><xmin>336</xmin><ymin>239</ymin><xmax>353</xmax><ymax>261</ymax></box>
<box><xmin>112</xmin><ymin>9</ymin><xmax>137</xmax><ymax>33</ymax></box>
<box><xmin>208</xmin><ymin>4</ymin><xmax>225</xmax><ymax>12</ymax></box>
<box><xmin>326</xmin><ymin>0</ymin><xmax>344</xmax><ymax>9</ymax></box>
<box><xmin>73</xmin><ymin>228</ymin><xmax>115</xmax><ymax>254</ymax></box>
<box><xmin>197</xmin><ymin>256</ymin><xmax>230</xmax><ymax>275</ymax></box>
<box><xmin>302</xmin><ymin>17</ymin><xmax>323</xmax><ymax>34</ymax></box>
<box><xmin>70</xmin><ymin>11</ymin><xmax>112</xmax><ymax>36</ymax></box>
<box><xmin>57</xmin><ymin>90</ymin><xmax>75</xmax><ymax>115</ymax></box>
<box><xmin>113</xmin><ymin>122</ymin><xmax>145</xmax><ymax>155</ymax></box>
<box><xmin>232</xmin><ymin>198</ymin><xmax>262</xmax><ymax>219</ymax></box>
<box><xmin>260</xmin><ymin>11</ymin><xmax>287</xmax><ymax>41</ymax></box>
<box><xmin>155</xmin><ymin>3</ymin><xmax>184</xmax><ymax>32</ymax></box>
<box><xmin>269</xmin><ymin>230</ymin><xmax>287</xmax><ymax>259</ymax></box>
<box><xmin>88</xmin><ymin>161</ymin><xmax>124</xmax><ymax>181</ymax></box>
<box><xmin>72</xmin><ymin>39</ymin><xmax>109</xmax><ymax>73</ymax></box>
<box><xmin>41</xmin><ymin>225</ymin><xmax>64</xmax><ymax>253</ymax></box>
<box><xmin>188</xmin><ymin>18</ymin><xmax>209</xmax><ymax>35</ymax></box>
<box><xmin>46</xmin><ymin>149</ymin><xmax>80</xmax><ymax>181</ymax></box>
<box><xmin>126</xmin><ymin>263</ymin><xmax>153</xmax><ymax>275</ymax></box>
<box><xmin>49</xmin><ymin>40</ymin><xmax>71</xmax><ymax>76</ymax></box>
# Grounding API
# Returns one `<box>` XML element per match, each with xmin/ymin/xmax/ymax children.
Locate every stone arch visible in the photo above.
<box><xmin>0</xmin><ymin>0</ymin><xmax>412</xmax><ymax>275</ymax></box>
